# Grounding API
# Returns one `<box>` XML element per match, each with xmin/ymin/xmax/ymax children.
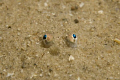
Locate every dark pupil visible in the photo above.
<box><xmin>43</xmin><ymin>35</ymin><xmax>47</xmax><ymax>39</ymax></box>
<box><xmin>73</xmin><ymin>34</ymin><xmax>76</xmax><ymax>38</ymax></box>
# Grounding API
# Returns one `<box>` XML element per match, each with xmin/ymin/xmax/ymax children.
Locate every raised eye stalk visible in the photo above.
<box><xmin>42</xmin><ymin>33</ymin><xmax>53</xmax><ymax>48</ymax></box>
<box><xmin>66</xmin><ymin>33</ymin><xmax>77</xmax><ymax>48</ymax></box>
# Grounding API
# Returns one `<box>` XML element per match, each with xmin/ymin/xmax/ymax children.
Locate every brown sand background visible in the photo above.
<box><xmin>0</xmin><ymin>0</ymin><xmax>120</xmax><ymax>80</ymax></box>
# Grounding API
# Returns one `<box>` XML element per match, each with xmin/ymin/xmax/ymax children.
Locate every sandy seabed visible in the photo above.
<box><xmin>0</xmin><ymin>0</ymin><xmax>120</xmax><ymax>80</ymax></box>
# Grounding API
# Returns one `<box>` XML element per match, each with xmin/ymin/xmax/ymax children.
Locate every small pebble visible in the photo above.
<box><xmin>54</xmin><ymin>73</ymin><xmax>58</xmax><ymax>77</ymax></box>
<box><xmin>44</xmin><ymin>2</ymin><xmax>48</xmax><ymax>7</ymax></box>
<box><xmin>17</xmin><ymin>32</ymin><xmax>21</xmax><ymax>36</ymax></box>
<box><xmin>98</xmin><ymin>10</ymin><xmax>103</xmax><ymax>14</ymax></box>
<box><xmin>6</xmin><ymin>25</ymin><xmax>8</xmax><ymax>28</ymax></box>
<box><xmin>69</xmin><ymin>12</ymin><xmax>73</xmax><ymax>16</ymax></box>
<box><xmin>74</xmin><ymin>19</ymin><xmax>79</xmax><ymax>23</ymax></box>
<box><xmin>8</xmin><ymin>26</ymin><xmax>11</xmax><ymax>29</ymax></box>
<box><xmin>6</xmin><ymin>73</ymin><xmax>14</xmax><ymax>77</ymax></box>
<box><xmin>30</xmin><ymin>73</ymin><xmax>37</xmax><ymax>78</ymax></box>
<box><xmin>17</xmin><ymin>28</ymin><xmax>20</xmax><ymax>31</ymax></box>
<box><xmin>69</xmin><ymin>74</ymin><xmax>72</xmax><ymax>77</ymax></box>
<box><xmin>114</xmin><ymin>38</ymin><xmax>120</xmax><ymax>44</ymax></box>
<box><xmin>71</xmin><ymin>6</ymin><xmax>78</xmax><ymax>11</ymax></box>
<box><xmin>69</xmin><ymin>55</ymin><xmax>74</xmax><ymax>61</ymax></box>
<box><xmin>52</xmin><ymin>13</ymin><xmax>56</xmax><ymax>16</ymax></box>
<box><xmin>40</xmin><ymin>74</ymin><xmax>43</xmax><ymax>77</ymax></box>
<box><xmin>79</xmin><ymin>2</ymin><xmax>84</xmax><ymax>8</ymax></box>
<box><xmin>18</xmin><ymin>3</ymin><xmax>21</xmax><ymax>5</ymax></box>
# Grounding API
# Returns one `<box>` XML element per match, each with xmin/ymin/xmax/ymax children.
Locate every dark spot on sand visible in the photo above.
<box><xmin>74</xmin><ymin>19</ymin><xmax>79</xmax><ymax>23</ymax></box>
<box><xmin>71</xmin><ymin>6</ymin><xmax>78</xmax><ymax>11</ymax></box>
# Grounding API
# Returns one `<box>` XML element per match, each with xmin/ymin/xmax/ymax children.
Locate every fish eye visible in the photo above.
<box><xmin>73</xmin><ymin>34</ymin><xmax>76</xmax><ymax>38</ymax></box>
<box><xmin>43</xmin><ymin>35</ymin><xmax>47</xmax><ymax>39</ymax></box>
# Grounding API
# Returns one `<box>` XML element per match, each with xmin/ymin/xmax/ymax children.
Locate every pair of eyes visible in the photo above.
<box><xmin>43</xmin><ymin>34</ymin><xmax>77</xmax><ymax>39</ymax></box>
